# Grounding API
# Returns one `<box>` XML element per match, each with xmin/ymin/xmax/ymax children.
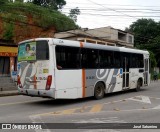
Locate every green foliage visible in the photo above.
<box><xmin>129</xmin><ymin>19</ymin><xmax>159</xmax><ymax>46</ymax></box>
<box><xmin>34</xmin><ymin>9</ymin><xmax>78</xmax><ymax>31</ymax></box>
<box><xmin>128</xmin><ymin>18</ymin><xmax>160</xmax><ymax>68</ymax></box>
<box><xmin>69</xmin><ymin>7</ymin><xmax>80</xmax><ymax>22</ymax></box>
<box><xmin>15</xmin><ymin>0</ymin><xmax>23</xmax><ymax>2</ymax></box>
<box><xmin>0</xmin><ymin>1</ymin><xmax>78</xmax><ymax>33</ymax></box>
<box><xmin>32</xmin><ymin>0</ymin><xmax>66</xmax><ymax>10</ymax></box>
<box><xmin>148</xmin><ymin>51</ymin><xmax>157</xmax><ymax>68</ymax></box>
<box><xmin>0</xmin><ymin>0</ymin><xmax>6</xmax><ymax>3</ymax></box>
<box><xmin>136</xmin><ymin>44</ymin><xmax>158</xmax><ymax>68</ymax></box>
<box><xmin>3</xmin><ymin>23</ymin><xmax>14</xmax><ymax>40</ymax></box>
<box><xmin>136</xmin><ymin>44</ymin><xmax>157</xmax><ymax>68</ymax></box>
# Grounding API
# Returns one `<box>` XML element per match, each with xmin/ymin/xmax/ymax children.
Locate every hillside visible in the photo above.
<box><xmin>0</xmin><ymin>2</ymin><xmax>78</xmax><ymax>43</ymax></box>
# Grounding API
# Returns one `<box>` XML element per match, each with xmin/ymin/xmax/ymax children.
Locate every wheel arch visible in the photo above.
<box><xmin>138</xmin><ymin>77</ymin><xmax>143</xmax><ymax>86</ymax></box>
<box><xmin>94</xmin><ymin>81</ymin><xmax>106</xmax><ymax>93</ymax></box>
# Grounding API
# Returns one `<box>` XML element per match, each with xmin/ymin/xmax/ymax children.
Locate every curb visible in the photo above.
<box><xmin>0</xmin><ymin>91</ymin><xmax>19</xmax><ymax>97</ymax></box>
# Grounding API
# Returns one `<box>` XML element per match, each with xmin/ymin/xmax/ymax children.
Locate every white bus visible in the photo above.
<box><xmin>17</xmin><ymin>38</ymin><xmax>150</xmax><ymax>99</ymax></box>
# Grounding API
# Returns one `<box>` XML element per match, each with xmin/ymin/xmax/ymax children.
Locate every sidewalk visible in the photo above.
<box><xmin>0</xmin><ymin>90</ymin><xmax>19</xmax><ymax>97</ymax></box>
<box><xmin>0</xmin><ymin>76</ymin><xmax>18</xmax><ymax>97</ymax></box>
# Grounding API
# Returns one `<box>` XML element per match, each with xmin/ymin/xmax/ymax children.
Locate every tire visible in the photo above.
<box><xmin>135</xmin><ymin>79</ymin><xmax>141</xmax><ymax>92</ymax></box>
<box><xmin>94</xmin><ymin>82</ymin><xmax>105</xmax><ymax>100</ymax></box>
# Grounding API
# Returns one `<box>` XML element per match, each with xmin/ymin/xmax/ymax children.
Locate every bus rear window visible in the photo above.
<box><xmin>36</xmin><ymin>41</ymin><xmax>49</xmax><ymax>60</ymax></box>
<box><xmin>18</xmin><ymin>40</ymin><xmax>49</xmax><ymax>61</ymax></box>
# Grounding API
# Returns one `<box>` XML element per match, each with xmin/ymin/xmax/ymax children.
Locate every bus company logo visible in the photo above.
<box><xmin>96</xmin><ymin>69</ymin><xmax>108</xmax><ymax>80</ymax></box>
<box><xmin>2</xmin><ymin>124</ymin><xmax>11</xmax><ymax>129</ymax></box>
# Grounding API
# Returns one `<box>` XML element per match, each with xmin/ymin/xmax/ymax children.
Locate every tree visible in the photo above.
<box><xmin>32</xmin><ymin>0</ymin><xmax>41</xmax><ymax>5</ymax></box>
<box><xmin>128</xmin><ymin>19</ymin><xmax>159</xmax><ymax>46</ymax></box>
<box><xmin>32</xmin><ymin>0</ymin><xmax>66</xmax><ymax>10</ymax></box>
<box><xmin>15</xmin><ymin>0</ymin><xmax>24</xmax><ymax>2</ymax></box>
<box><xmin>68</xmin><ymin>7</ymin><xmax>80</xmax><ymax>22</ymax></box>
<box><xmin>0</xmin><ymin>0</ymin><xmax>7</xmax><ymax>4</ymax></box>
<box><xmin>128</xmin><ymin>18</ymin><xmax>160</xmax><ymax>68</ymax></box>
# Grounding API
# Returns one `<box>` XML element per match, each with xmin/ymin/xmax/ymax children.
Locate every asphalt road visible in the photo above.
<box><xmin>0</xmin><ymin>81</ymin><xmax>160</xmax><ymax>132</ymax></box>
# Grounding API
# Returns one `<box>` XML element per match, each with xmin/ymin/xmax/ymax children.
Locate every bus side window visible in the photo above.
<box><xmin>81</xmin><ymin>48</ymin><xmax>99</xmax><ymax>69</ymax></box>
<box><xmin>130</xmin><ymin>53</ymin><xmax>143</xmax><ymax>68</ymax></box>
<box><xmin>99</xmin><ymin>50</ymin><xmax>106</xmax><ymax>68</ymax></box>
<box><xmin>56</xmin><ymin>46</ymin><xmax>65</xmax><ymax>69</ymax></box>
<box><xmin>87</xmin><ymin>49</ymin><xmax>99</xmax><ymax>68</ymax></box>
<box><xmin>137</xmin><ymin>54</ymin><xmax>144</xmax><ymax>68</ymax></box>
<box><xmin>99</xmin><ymin>50</ymin><xmax>114</xmax><ymax>68</ymax></box>
<box><xmin>114</xmin><ymin>51</ymin><xmax>121</xmax><ymax>68</ymax></box>
<box><xmin>81</xmin><ymin>48</ymin><xmax>88</xmax><ymax>68</ymax></box>
<box><xmin>56</xmin><ymin>46</ymin><xmax>80</xmax><ymax>69</ymax></box>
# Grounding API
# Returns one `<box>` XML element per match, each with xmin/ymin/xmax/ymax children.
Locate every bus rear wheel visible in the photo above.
<box><xmin>94</xmin><ymin>82</ymin><xmax>105</xmax><ymax>100</ymax></box>
<box><xmin>135</xmin><ymin>79</ymin><xmax>141</xmax><ymax>92</ymax></box>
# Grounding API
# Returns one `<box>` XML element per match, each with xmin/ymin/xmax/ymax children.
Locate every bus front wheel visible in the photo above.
<box><xmin>94</xmin><ymin>82</ymin><xmax>105</xmax><ymax>100</ymax></box>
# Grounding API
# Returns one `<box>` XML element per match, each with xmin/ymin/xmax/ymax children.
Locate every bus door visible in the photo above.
<box><xmin>122</xmin><ymin>56</ymin><xmax>130</xmax><ymax>89</ymax></box>
<box><xmin>144</xmin><ymin>59</ymin><xmax>149</xmax><ymax>85</ymax></box>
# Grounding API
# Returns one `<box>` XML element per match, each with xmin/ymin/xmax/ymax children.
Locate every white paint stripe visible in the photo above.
<box><xmin>152</xmin><ymin>105</ymin><xmax>160</xmax><ymax>110</ymax></box>
<box><xmin>141</xmin><ymin>95</ymin><xmax>151</xmax><ymax>104</ymax></box>
<box><xmin>149</xmin><ymin>96</ymin><xmax>160</xmax><ymax>100</ymax></box>
<box><xmin>128</xmin><ymin>95</ymin><xmax>151</xmax><ymax>104</ymax></box>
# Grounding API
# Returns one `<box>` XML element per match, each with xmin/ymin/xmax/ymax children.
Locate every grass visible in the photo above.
<box><xmin>1</xmin><ymin>2</ymin><xmax>78</xmax><ymax>31</ymax></box>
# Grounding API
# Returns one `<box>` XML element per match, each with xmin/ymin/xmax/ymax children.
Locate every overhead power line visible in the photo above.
<box><xmin>86</xmin><ymin>0</ymin><xmax>140</xmax><ymax>20</ymax></box>
<box><xmin>62</xmin><ymin>11</ymin><xmax>160</xmax><ymax>18</ymax></box>
<box><xmin>66</xmin><ymin>2</ymin><xmax>160</xmax><ymax>8</ymax></box>
<box><xmin>63</xmin><ymin>7</ymin><xmax>160</xmax><ymax>12</ymax></box>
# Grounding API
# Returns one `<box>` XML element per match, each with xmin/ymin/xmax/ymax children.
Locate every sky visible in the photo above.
<box><xmin>63</xmin><ymin>0</ymin><xmax>160</xmax><ymax>30</ymax></box>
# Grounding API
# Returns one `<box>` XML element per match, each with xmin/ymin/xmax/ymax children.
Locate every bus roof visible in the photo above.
<box><xmin>19</xmin><ymin>38</ymin><xmax>149</xmax><ymax>55</ymax></box>
<box><xmin>52</xmin><ymin>38</ymin><xmax>149</xmax><ymax>55</ymax></box>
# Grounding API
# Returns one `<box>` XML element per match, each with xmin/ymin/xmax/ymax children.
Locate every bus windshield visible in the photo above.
<box><xmin>18</xmin><ymin>40</ymin><xmax>49</xmax><ymax>61</ymax></box>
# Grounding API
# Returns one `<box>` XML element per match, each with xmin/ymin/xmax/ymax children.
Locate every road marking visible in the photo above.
<box><xmin>31</xmin><ymin>97</ymin><xmax>137</xmax><ymax>117</ymax></box>
<box><xmin>31</xmin><ymin>95</ymin><xmax>157</xmax><ymax>117</ymax></box>
<box><xmin>73</xmin><ymin>117</ymin><xmax>126</xmax><ymax>123</ymax></box>
<box><xmin>113</xmin><ymin>108</ymin><xmax>120</xmax><ymax>111</ymax></box>
<box><xmin>152</xmin><ymin>105</ymin><xmax>160</xmax><ymax>109</ymax></box>
<box><xmin>74</xmin><ymin>117</ymin><xmax>123</xmax><ymax>132</ymax></box>
<box><xmin>149</xmin><ymin>96</ymin><xmax>160</xmax><ymax>100</ymax></box>
<box><xmin>33</xmin><ymin>107</ymin><xmax>81</xmax><ymax>117</ymax></box>
<box><xmin>90</xmin><ymin>104</ymin><xmax>103</xmax><ymax>113</ymax></box>
<box><xmin>60</xmin><ymin>109</ymin><xmax>77</xmax><ymax>115</ymax></box>
<box><xmin>128</xmin><ymin>95</ymin><xmax>151</xmax><ymax>104</ymax></box>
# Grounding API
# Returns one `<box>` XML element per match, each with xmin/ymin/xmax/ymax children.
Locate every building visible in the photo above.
<box><xmin>54</xmin><ymin>26</ymin><xmax>134</xmax><ymax>48</ymax></box>
<box><xmin>0</xmin><ymin>39</ymin><xmax>18</xmax><ymax>76</ymax></box>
